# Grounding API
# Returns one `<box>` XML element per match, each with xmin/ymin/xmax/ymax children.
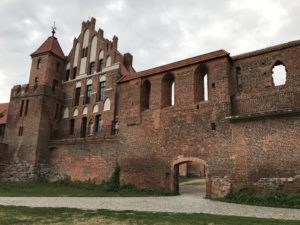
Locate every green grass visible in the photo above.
<box><xmin>0</xmin><ymin>205</ymin><xmax>299</xmax><ymax>225</ymax></box>
<box><xmin>220</xmin><ymin>188</ymin><xmax>300</xmax><ymax>209</ymax></box>
<box><xmin>0</xmin><ymin>180</ymin><xmax>173</xmax><ymax>197</ymax></box>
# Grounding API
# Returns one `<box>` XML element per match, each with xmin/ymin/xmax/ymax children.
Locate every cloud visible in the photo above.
<box><xmin>0</xmin><ymin>0</ymin><xmax>299</xmax><ymax>103</ymax></box>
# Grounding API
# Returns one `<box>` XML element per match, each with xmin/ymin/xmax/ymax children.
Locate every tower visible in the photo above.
<box><xmin>2</xmin><ymin>28</ymin><xmax>65</xmax><ymax>181</ymax></box>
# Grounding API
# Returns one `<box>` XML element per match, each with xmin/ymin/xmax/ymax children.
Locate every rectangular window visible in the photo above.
<box><xmin>65</xmin><ymin>70</ymin><xmax>70</xmax><ymax>81</ymax></box>
<box><xmin>24</xmin><ymin>100</ymin><xmax>29</xmax><ymax>116</ymax></box>
<box><xmin>85</xmin><ymin>84</ymin><xmax>92</xmax><ymax>104</ymax></box>
<box><xmin>72</xmin><ymin>67</ymin><xmax>77</xmax><ymax>79</ymax></box>
<box><xmin>69</xmin><ymin>119</ymin><xmax>75</xmax><ymax>135</ymax></box>
<box><xmin>98</xmin><ymin>81</ymin><xmax>105</xmax><ymax>101</ymax></box>
<box><xmin>98</xmin><ymin>59</ymin><xmax>103</xmax><ymax>72</ymax></box>
<box><xmin>18</xmin><ymin>126</ymin><xmax>24</xmax><ymax>136</ymax></box>
<box><xmin>81</xmin><ymin>117</ymin><xmax>87</xmax><ymax>137</ymax></box>
<box><xmin>20</xmin><ymin>100</ymin><xmax>24</xmax><ymax>116</ymax></box>
<box><xmin>89</xmin><ymin>62</ymin><xmax>96</xmax><ymax>74</ymax></box>
<box><xmin>74</xmin><ymin>87</ymin><xmax>81</xmax><ymax>106</ymax></box>
<box><xmin>94</xmin><ymin>115</ymin><xmax>101</xmax><ymax>133</ymax></box>
<box><xmin>54</xmin><ymin>104</ymin><xmax>59</xmax><ymax>119</ymax></box>
<box><xmin>56</xmin><ymin>63</ymin><xmax>60</xmax><ymax>72</ymax></box>
<box><xmin>0</xmin><ymin>125</ymin><xmax>5</xmax><ymax>136</ymax></box>
<box><xmin>52</xmin><ymin>79</ymin><xmax>59</xmax><ymax>91</ymax></box>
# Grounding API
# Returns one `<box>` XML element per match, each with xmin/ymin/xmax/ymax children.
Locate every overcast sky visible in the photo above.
<box><xmin>0</xmin><ymin>0</ymin><xmax>299</xmax><ymax>102</ymax></box>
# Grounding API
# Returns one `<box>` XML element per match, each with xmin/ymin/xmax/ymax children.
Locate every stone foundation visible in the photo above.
<box><xmin>253</xmin><ymin>175</ymin><xmax>300</xmax><ymax>192</ymax></box>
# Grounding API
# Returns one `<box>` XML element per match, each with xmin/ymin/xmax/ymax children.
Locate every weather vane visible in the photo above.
<box><xmin>51</xmin><ymin>22</ymin><xmax>57</xmax><ymax>37</ymax></box>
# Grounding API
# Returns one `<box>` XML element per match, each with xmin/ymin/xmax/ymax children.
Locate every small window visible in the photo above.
<box><xmin>98</xmin><ymin>81</ymin><xmax>106</xmax><ymax>101</ymax></box>
<box><xmin>56</xmin><ymin>63</ymin><xmax>60</xmax><ymax>72</ymax></box>
<box><xmin>20</xmin><ymin>100</ymin><xmax>24</xmax><ymax>116</ymax></box>
<box><xmin>211</xmin><ymin>123</ymin><xmax>216</xmax><ymax>130</ymax></box>
<box><xmin>65</xmin><ymin>70</ymin><xmax>70</xmax><ymax>81</ymax></box>
<box><xmin>74</xmin><ymin>87</ymin><xmax>81</xmax><ymax>106</ymax></box>
<box><xmin>18</xmin><ymin>126</ymin><xmax>24</xmax><ymax>136</ymax></box>
<box><xmin>52</xmin><ymin>79</ymin><xmax>59</xmax><ymax>91</ymax></box>
<box><xmin>272</xmin><ymin>62</ymin><xmax>287</xmax><ymax>86</ymax></box>
<box><xmin>89</xmin><ymin>62</ymin><xmax>96</xmax><ymax>74</ymax></box>
<box><xmin>141</xmin><ymin>80</ymin><xmax>151</xmax><ymax>111</ymax></box>
<box><xmin>194</xmin><ymin>64</ymin><xmax>208</xmax><ymax>102</ymax></box>
<box><xmin>72</xmin><ymin>67</ymin><xmax>77</xmax><ymax>79</ymax></box>
<box><xmin>98</xmin><ymin>59</ymin><xmax>104</xmax><ymax>72</ymax></box>
<box><xmin>24</xmin><ymin>100</ymin><xmax>29</xmax><ymax>116</ymax></box>
<box><xmin>69</xmin><ymin>119</ymin><xmax>75</xmax><ymax>135</ymax></box>
<box><xmin>95</xmin><ymin>115</ymin><xmax>102</xmax><ymax>133</ymax></box>
<box><xmin>37</xmin><ymin>59</ymin><xmax>41</xmax><ymax>69</ymax></box>
<box><xmin>85</xmin><ymin>84</ymin><xmax>92</xmax><ymax>104</ymax></box>
<box><xmin>161</xmin><ymin>73</ymin><xmax>175</xmax><ymax>108</ymax></box>
<box><xmin>81</xmin><ymin>117</ymin><xmax>87</xmax><ymax>137</ymax></box>
<box><xmin>106</xmin><ymin>56</ymin><xmax>112</xmax><ymax>67</ymax></box>
<box><xmin>35</xmin><ymin>77</ymin><xmax>39</xmax><ymax>83</ymax></box>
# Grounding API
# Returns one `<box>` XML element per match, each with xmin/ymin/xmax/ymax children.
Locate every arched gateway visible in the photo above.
<box><xmin>172</xmin><ymin>157</ymin><xmax>209</xmax><ymax>197</ymax></box>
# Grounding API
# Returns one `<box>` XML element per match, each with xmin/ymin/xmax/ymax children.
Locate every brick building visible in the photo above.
<box><xmin>0</xmin><ymin>18</ymin><xmax>299</xmax><ymax>198</ymax></box>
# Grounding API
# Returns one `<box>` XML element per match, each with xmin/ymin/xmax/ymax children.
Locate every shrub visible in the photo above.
<box><xmin>104</xmin><ymin>162</ymin><xmax>121</xmax><ymax>192</ymax></box>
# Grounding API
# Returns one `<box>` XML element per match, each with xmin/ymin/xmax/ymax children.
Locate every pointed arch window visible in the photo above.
<box><xmin>141</xmin><ymin>80</ymin><xmax>151</xmax><ymax>111</ymax></box>
<box><xmin>194</xmin><ymin>64</ymin><xmax>209</xmax><ymax>102</ymax></box>
<box><xmin>37</xmin><ymin>59</ymin><xmax>41</xmax><ymax>69</ymax></box>
<box><xmin>161</xmin><ymin>73</ymin><xmax>175</xmax><ymax>108</ymax></box>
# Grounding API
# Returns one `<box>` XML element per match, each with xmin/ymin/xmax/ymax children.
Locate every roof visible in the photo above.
<box><xmin>119</xmin><ymin>50</ymin><xmax>229</xmax><ymax>82</ymax></box>
<box><xmin>0</xmin><ymin>103</ymin><xmax>9</xmax><ymax>125</ymax></box>
<box><xmin>31</xmin><ymin>36</ymin><xmax>65</xmax><ymax>59</ymax></box>
<box><xmin>232</xmin><ymin>39</ymin><xmax>300</xmax><ymax>60</ymax></box>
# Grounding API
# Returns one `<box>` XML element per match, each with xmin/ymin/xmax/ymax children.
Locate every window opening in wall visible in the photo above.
<box><xmin>88</xmin><ymin>119</ymin><xmax>94</xmax><ymax>136</ymax></box>
<box><xmin>20</xmin><ymin>100</ymin><xmax>24</xmax><ymax>116</ymax></box>
<box><xmin>52</xmin><ymin>79</ymin><xmax>59</xmax><ymax>91</ymax></box>
<box><xmin>272</xmin><ymin>63</ymin><xmax>287</xmax><ymax>86</ymax></box>
<box><xmin>18</xmin><ymin>126</ymin><xmax>24</xmax><ymax>136</ymax></box>
<box><xmin>194</xmin><ymin>65</ymin><xmax>209</xmax><ymax>102</ymax></box>
<box><xmin>85</xmin><ymin>84</ymin><xmax>92</xmax><ymax>104</ymax></box>
<box><xmin>98</xmin><ymin>81</ymin><xmax>106</xmax><ymax>101</ymax></box>
<box><xmin>204</xmin><ymin>74</ymin><xmax>208</xmax><ymax>101</ymax></box>
<box><xmin>56</xmin><ymin>63</ymin><xmax>60</xmax><ymax>72</ymax></box>
<box><xmin>236</xmin><ymin>67</ymin><xmax>242</xmax><ymax>91</ymax></box>
<box><xmin>81</xmin><ymin>117</ymin><xmax>87</xmax><ymax>137</ymax></box>
<box><xmin>37</xmin><ymin>59</ymin><xmax>41</xmax><ymax>69</ymax></box>
<box><xmin>98</xmin><ymin>59</ymin><xmax>104</xmax><ymax>72</ymax></box>
<box><xmin>95</xmin><ymin>114</ymin><xmax>101</xmax><ymax>133</ymax></box>
<box><xmin>141</xmin><ymin>80</ymin><xmax>151</xmax><ymax>111</ymax></box>
<box><xmin>212</xmin><ymin>83</ymin><xmax>215</xmax><ymax>88</ymax></box>
<box><xmin>74</xmin><ymin>87</ymin><xmax>81</xmax><ymax>106</ymax></box>
<box><xmin>161</xmin><ymin>73</ymin><xmax>175</xmax><ymax>108</ymax></box>
<box><xmin>24</xmin><ymin>100</ymin><xmax>29</xmax><ymax>116</ymax></box>
<box><xmin>211</xmin><ymin>123</ymin><xmax>216</xmax><ymax>130</ymax></box>
<box><xmin>65</xmin><ymin>69</ymin><xmax>70</xmax><ymax>81</ymax></box>
<box><xmin>54</xmin><ymin>104</ymin><xmax>59</xmax><ymax>119</ymax></box>
<box><xmin>0</xmin><ymin>124</ymin><xmax>5</xmax><ymax>136</ymax></box>
<box><xmin>89</xmin><ymin>62</ymin><xmax>96</xmax><ymax>74</ymax></box>
<box><xmin>69</xmin><ymin>119</ymin><xmax>75</xmax><ymax>135</ymax></box>
<box><xmin>72</xmin><ymin>67</ymin><xmax>77</xmax><ymax>79</ymax></box>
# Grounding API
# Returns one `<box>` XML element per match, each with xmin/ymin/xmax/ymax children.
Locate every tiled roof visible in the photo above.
<box><xmin>0</xmin><ymin>103</ymin><xmax>9</xmax><ymax>125</ymax></box>
<box><xmin>31</xmin><ymin>36</ymin><xmax>65</xmax><ymax>59</ymax></box>
<box><xmin>119</xmin><ymin>50</ymin><xmax>229</xmax><ymax>82</ymax></box>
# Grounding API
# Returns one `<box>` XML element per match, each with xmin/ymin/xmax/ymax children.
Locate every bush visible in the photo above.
<box><xmin>103</xmin><ymin>162</ymin><xmax>121</xmax><ymax>192</ymax></box>
<box><xmin>222</xmin><ymin>188</ymin><xmax>300</xmax><ymax>209</ymax></box>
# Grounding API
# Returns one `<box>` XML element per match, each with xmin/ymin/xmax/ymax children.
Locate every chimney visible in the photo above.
<box><xmin>113</xmin><ymin>35</ymin><xmax>118</xmax><ymax>50</ymax></box>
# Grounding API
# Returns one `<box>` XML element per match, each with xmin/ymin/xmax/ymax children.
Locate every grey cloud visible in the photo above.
<box><xmin>0</xmin><ymin>0</ymin><xmax>300</xmax><ymax>102</ymax></box>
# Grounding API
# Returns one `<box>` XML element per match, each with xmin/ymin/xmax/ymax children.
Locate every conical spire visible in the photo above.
<box><xmin>31</xmin><ymin>36</ymin><xmax>65</xmax><ymax>59</ymax></box>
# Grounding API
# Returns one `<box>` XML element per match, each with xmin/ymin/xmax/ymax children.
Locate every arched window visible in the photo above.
<box><xmin>141</xmin><ymin>80</ymin><xmax>151</xmax><ymax>111</ymax></box>
<box><xmin>37</xmin><ymin>59</ymin><xmax>41</xmax><ymax>69</ymax></box>
<box><xmin>95</xmin><ymin>115</ymin><xmax>102</xmax><ymax>133</ymax></box>
<box><xmin>194</xmin><ymin>64</ymin><xmax>208</xmax><ymax>102</ymax></box>
<box><xmin>104</xmin><ymin>98</ymin><xmax>111</xmax><ymax>111</ymax></box>
<box><xmin>272</xmin><ymin>61</ymin><xmax>287</xmax><ymax>86</ymax></box>
<box><xmin>82</xmin><ymin>106</ymin><xmax>88</xmax><ymax>115</ymax></box>
<box><xmin>73</xmin><ymin>108</ymin><xmax>79</xmax><ymax>117</ymax></box>
<box><xmin>161</xmin><ymin>73</ymin><xmax>175</xmax><ymax>108</ymax></box>
<box><xmin>98</xmin><ymin>50</ymin><xmax>104</xmax><ymax>72</ymax></box>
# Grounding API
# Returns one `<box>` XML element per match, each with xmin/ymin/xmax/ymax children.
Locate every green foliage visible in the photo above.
<box><xmin>103</xmin><ymin>161</ymin><xmax>121</xmax><ymax>192</ymax></box>
<box><xmin>222</xmin><ymin>188</ymin><xmax>300</xmax><ymax>209</ymax></box>
<box><xmin>0</xmin><ymin>111</ymin><xmax>3</xmax><ymax>118</ymax></box>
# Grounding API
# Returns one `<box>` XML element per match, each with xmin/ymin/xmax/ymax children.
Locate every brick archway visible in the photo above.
<box><xmin>172</xmin><ymin>157</ymin><xmax>209</xmax><ymax>196</ymax></box>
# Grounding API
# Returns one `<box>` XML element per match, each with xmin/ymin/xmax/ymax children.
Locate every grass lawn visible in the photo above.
<box><xmin>0</xmin><ymin>205</ymin><xmax>299</xmax><ymax>225</ymax></box>
<box><xmin>0</xmin><ymin>181</ymin><xmax>172</xmax><ymax>197</ymax></box>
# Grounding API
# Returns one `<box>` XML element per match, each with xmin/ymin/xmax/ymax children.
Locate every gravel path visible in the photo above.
<box><xmin>0</xmin><ymin>195</ymin><xmax>299</xmax><ymax>220</ymax></box>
